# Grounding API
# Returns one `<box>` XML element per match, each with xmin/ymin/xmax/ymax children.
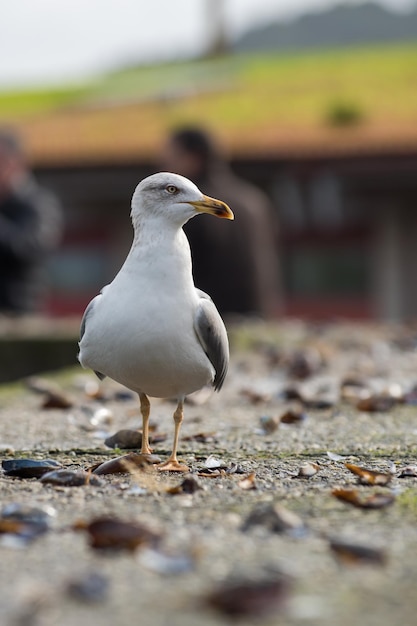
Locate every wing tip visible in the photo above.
<box><xmin>213</xmin><ymin>365</ymin><xmax>228</xmax><ymax>392</ymax></box>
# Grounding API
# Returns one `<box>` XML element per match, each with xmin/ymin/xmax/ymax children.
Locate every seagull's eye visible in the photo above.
<box><xmin>166</xmin><ymin>185</ymin><xmax>178</xmax><ymax>194</ymax></box>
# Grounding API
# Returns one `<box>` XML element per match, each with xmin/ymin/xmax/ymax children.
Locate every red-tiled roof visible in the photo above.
<box><xmin>17</xmin><ymin>102</ymin><xmax>417</xmax><ymax>167</ymax></box>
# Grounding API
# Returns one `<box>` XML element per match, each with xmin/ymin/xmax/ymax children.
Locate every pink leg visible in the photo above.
<box><xmin>158</xmin><ymin>399</ymin><xmax>189</xmax><ymax>472</ymax></box>
<box><xmin>139</xmin><ymin>392</ymin><xmax>153</xmax><ymax>455</ymax></box>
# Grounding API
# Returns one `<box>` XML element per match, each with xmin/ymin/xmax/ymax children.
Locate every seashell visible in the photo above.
<box><xmin>2</xmin><ymin>458</ymin><xmax>62</xmax><ymax>479</ymax></box>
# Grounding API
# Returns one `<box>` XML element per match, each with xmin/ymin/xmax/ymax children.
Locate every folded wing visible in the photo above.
<box><xmin>194</xmin><ymin>290</ymin><xmax>229</xmax><ymax>391</ymax></box>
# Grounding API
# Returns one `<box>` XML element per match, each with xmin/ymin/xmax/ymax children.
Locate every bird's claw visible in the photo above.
<box><xmin>157</xmin><ymin>459</ymin><xmax>189</xmax><ymax>472</ymax></box>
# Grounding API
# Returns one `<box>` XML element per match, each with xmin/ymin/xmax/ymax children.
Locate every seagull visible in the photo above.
<box><xmin>79</xmin><ymin>172</ymin><xmax>234</xmax><ymax>471</ymax></box>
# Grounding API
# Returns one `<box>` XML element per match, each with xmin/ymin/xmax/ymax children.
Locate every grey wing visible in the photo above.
<box><xmin>79</xmin><ymin>284</ymin><xmax>110</xmax><ymax>341</ymax></box>
<box><xmin>195</xmin><ymin>288</ymin><xmax>212</xmax><ymax>302</ymax></box>
<box><xmin>80</xmin><ymin>296</ymin><xmax>99</xmax><ymax>342</ymax></box>
<box><xmin>79</xmin><ymin>293</ymin><xmax>106</xmax><ymax>381</ymax></box>
<box><xmin>194</xmin><ymin>294</ymin><xmax>229</xmax><ymax>391</ymax></box>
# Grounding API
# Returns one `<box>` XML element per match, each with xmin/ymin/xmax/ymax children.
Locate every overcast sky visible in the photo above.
<box><xmin>0</xmin><ymin>0</ymin><xmax>415</xmax><ymax>88</ymax></box>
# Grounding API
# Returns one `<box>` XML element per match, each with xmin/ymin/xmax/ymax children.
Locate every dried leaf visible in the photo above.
<box><xmin>332</xmin><ymin>488</ymin><xmax>395</xmax><ymax>509</ymax></box>
<box><xmin>330</xmin><ymin>539</ymin><xmax>387</xmax><ymax>566</ymax></box>
<box><xmin>2</xmin><ymin>458</ymin><xmax>62</xmax><ymax>479</ymax></box>
<box><xmin>40</xmin><ymin>469</ymin><xmax>103</xmax><ymax>487</ymax></box>
<box><xmin>279</xmin><ymin>408</ymin><xmax>306</xmax><ymax>424</ymax></box>
<box><xmin>74</xmin><ymin>516</ymin><xmax>160</xmax><ymax>552</ymax></box>
<box><xmin>345</xmin><ymin>463</ymin><xmax>392</xmax><ymax>486</ymax></box>
<box><xmin>294</xmin><ymin>462</ymin><xmax>320</xmax><ymax>479</ymax></box>
<box><xmin>238</xmin><ymin>473</ymin><xmax>257</xmax><ymax>490</ymax></box>
<box><xmin>356</xmin><ymin>394</ymin><xmax>397</xmax><ymax>413</ymax></box>
<box><xmin>206</xmin><ymin>575</ymin><xmax>291</xmax><ymax>617</ymax></box>
<box><xmin>166</xmin><ymin>476</ymin><xmax>202</xmax><ymax>495</ymax></box>
<box><xmin>242</xmin><ymin>502</ymin><xmax>305</xmax><ymax>535</ymax></box>
<box><xmin>92</xmin><ymin>453</ymin><xmax>160</xmax><ymax>475</ymax></box>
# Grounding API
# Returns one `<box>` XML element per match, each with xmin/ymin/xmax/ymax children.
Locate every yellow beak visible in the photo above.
<box><xmin>188</xmin><ymin>195</ymin><xmax>234</xmax><ymax>220</ymax></box>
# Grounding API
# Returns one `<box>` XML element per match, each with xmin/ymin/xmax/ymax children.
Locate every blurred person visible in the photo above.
<box><xmin>0</xmin><ymin>128</ymin><xmax>62</xmax><ymax>313</ymax></box>
<box><xmin>160</xmin><ymin>127</ymin><xmax>282</xmax><ymax>317</ymax></box>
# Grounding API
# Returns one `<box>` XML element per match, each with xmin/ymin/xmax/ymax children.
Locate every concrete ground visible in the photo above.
<box><xmin>1</xmin><ymin>320</ymin><xmax>417</xmax><ymax>626</ymax></box>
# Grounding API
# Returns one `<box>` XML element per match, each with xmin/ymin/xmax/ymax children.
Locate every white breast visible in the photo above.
<box><xmin>79</xmin><ymin>230</ymin><xmax>214</xmax><ymax>398</ymax></box>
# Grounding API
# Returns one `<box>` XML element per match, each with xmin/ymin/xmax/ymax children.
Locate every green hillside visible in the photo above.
<box><xmin>1</xmin><ymin>42</ymin><xmax>416</xmax><ymax>130</ymax></box>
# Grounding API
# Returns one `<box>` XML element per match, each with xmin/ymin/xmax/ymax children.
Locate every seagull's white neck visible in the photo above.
<box><xmin>131</xmin><ymin>213</ymin><xmax>185</xmax><ymax>247</ymax></box>
<box><xmin>124</xmin><ymin>216</ymin><xmax>194</xmax><ymax>289</ymax></box>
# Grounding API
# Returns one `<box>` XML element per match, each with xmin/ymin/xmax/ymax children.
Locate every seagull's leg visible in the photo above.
<box><xmin>158</xmin><ymin>398</ymin><xmax>189</xmax><ymax>472</ymax></box>
<box><xmin>139</xmin><ymin>392</ymin><xmax>153</xmax><ymax>455</ymax></box>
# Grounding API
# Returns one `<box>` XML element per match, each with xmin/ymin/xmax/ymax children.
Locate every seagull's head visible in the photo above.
<box><xmin>131</xmin><ymin>172</ymin><xmax>234</xmax><ymax>229</ymax></box>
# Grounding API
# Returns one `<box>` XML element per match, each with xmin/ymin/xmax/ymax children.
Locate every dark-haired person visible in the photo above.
<box><xmin>0</xmin><ymin>128</ymin><xmax>62</xmax><ymax>313</ymax></box>
<box><xmin>161</xmin><ymin>127</ymin><xmax>282</xmax><ymax>317</ymax></box>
